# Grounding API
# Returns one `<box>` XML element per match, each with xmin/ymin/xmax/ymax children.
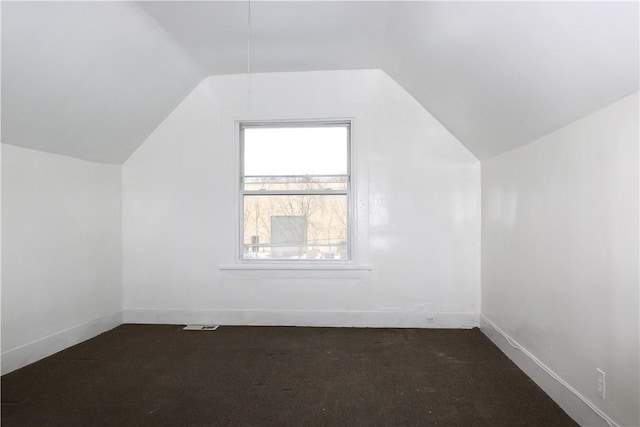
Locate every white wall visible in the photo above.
<box><xmin>1</xmin><ymin>145</ymin><xmax>122</xmax><ymax>374</ymax></box>
<box><xmin>481</xmin><ymin>92</ymin><xmax>639</xmax><ymax>427</ymax></box>
<box><xmin>122</xmin><ymin>69</ymin><xmax>481</xmax><ymax>327</ymax></box>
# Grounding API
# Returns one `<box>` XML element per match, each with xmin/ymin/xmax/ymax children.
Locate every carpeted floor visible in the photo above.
<box><xmin>1</xmin><ymin>325</ymin><xmax>577</xmax><ymax>426</ymax></box>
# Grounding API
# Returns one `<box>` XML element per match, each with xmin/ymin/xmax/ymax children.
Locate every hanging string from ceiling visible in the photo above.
<box><xmin>247</xmin><ymin>0</ymin><xmax>252</xmax><ymax>107</ymax></box>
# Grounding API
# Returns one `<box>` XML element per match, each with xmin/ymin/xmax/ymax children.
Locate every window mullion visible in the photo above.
<box><xmin>242</xmin><ymin>189</ymin><xmax>348</xmax><ymax>196</ymax></box>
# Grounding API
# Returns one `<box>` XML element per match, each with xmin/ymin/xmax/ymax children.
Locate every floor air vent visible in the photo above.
<box><xmin>183</xmin><ymin>324</ymin><xmax>220</xmax><ymax>331</ymax></box>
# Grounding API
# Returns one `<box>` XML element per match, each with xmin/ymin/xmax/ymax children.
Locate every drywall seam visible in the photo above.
<box><xmin>1</xmin><ymin>310</ymin><xmax>123</xmax><ymax>375</ymax></box>
<box><xmin>123</xmin><ymin>309</ymin><xmax>479</xmax><ymax>329</ymax></box>
<box><xmin>480</xmin><ymin>315</ymin><xmax>618</xmax><ymax>427</ymax></box>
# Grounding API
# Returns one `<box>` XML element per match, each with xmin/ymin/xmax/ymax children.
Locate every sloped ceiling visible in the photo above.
<box><xmin>384</xmin><ymin>2</ymin><xmax>639</xmax><ymax>160</ymax></box>
<box><xmin>2</xmin><ymin>1</ymin><xmax>638</xmax><ymax>164</ymax></box>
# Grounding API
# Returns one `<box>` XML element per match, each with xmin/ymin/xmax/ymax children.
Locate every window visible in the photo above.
<box><xmin>240</xmin><ymin>121</ymin><xmax>351</xmax><ymax>261</ymax></box>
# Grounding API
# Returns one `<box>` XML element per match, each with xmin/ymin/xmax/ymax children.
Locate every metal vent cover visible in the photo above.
<box><xmin>183</xmin><ymin>325</ymin><xmax>220</xmax><ymax>331</ymax></box>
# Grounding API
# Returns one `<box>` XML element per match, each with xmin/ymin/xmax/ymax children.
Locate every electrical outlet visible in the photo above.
<box><xmin>596</xmin><ymin>368</ymin><xmax>606</xmax><ymax>399</ymax></box>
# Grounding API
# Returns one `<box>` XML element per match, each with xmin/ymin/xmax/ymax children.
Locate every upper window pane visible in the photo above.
<box><xmin>243</xmin><ymin>126</ymin><xmax>348</xmax><ymax>176</ymax></box>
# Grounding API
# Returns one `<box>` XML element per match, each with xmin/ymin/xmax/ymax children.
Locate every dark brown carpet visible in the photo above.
<box><xmin>1</xmin><ymin>325</ymin><xmax>577</xmax><ymax>426</ymax></box>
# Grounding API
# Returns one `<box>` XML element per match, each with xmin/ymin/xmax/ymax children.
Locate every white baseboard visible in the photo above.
<box><xmin>1</xmin><ymin>310</ymin><xmax>123</xmax><ymax>375</ymax></box>
<box><xmin>480</xmin><ymin>315</ymin><xmax>617</xmax><ymax>427</ymax></box>
<box><xmin>123</xmin><ymin>308</ymin><xmax>479</xmax><ymax>329</ymax></box>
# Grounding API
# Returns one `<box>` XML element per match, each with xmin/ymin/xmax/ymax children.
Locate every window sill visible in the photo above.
<box><xmin>219</xmin><ymin>263</ymin><xmax>371</xmax><ymax>272</ymax></box>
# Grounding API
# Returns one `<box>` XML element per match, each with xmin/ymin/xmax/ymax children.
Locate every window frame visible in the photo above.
<box><xmin>238</xmin><ymin>119</ymin><xmax>353</xmax><ymax>263</ymax></box>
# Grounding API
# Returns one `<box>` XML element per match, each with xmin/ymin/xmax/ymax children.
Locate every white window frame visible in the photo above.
<box><xmin>238</xmin><ymin>119</ymin><xmax>354</xmax><ymax>264</ymax></box>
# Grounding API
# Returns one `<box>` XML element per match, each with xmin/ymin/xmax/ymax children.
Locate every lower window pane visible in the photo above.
<box><xmin>243</xmin><ymin>194</ymin><xmax>348</xmax><ymax>260</ymax></box>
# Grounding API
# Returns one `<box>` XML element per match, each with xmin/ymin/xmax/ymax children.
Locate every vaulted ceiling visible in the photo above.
<box><xmin>2</xmin><ymin>1</ymin><xmax>638</xmax><ymax>164</ymax></box>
